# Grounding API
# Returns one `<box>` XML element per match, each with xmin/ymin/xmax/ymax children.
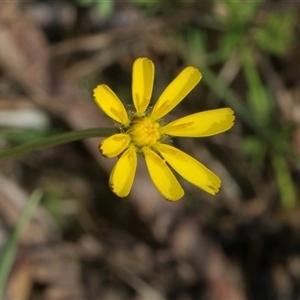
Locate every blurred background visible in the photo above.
<box><xmin>0</xmin><ymin>0</ymin><xmax>300</xmax><ymax>299</ymax></box>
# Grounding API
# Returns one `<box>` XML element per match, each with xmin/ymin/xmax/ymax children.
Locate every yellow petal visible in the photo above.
<box><xmin>93</xmin><ymin>84</ymin><xmax>129</xmax><ymax>125</ymax></box>
<box><xmin>132</xmin><ymin>58</ymin><xmax>155</xmax><ymax>116</ymax></box>
<box><xmin>151</xmin><ymin>67</ymin><xmax>202</xmax><ymax>120</ymax></box>
<box><xmin>109</xmin><ymin>147</ymin><xmax>137</xmax><ymax>197</ymax></box>
<box><xmin>163</xmin><ymin>108</ymin><xmax>235</xmax><ymax>137</ymax></box>
<box><xmin>100</xmin><ymin>134</ymin><xmax>131</xmax><ymax>158</ymax></box>
<box><xmin>143</xmin><ymin>148</ymin><xmax>184</xmax><ymax>201</ymax></box>
<box><xmin>157</xmin><ymin>144</ymin><xmax>221</xmax><ymax>195</ymax></box>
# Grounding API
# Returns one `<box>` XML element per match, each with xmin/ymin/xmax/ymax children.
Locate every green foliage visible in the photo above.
<box><xmin>75</xmin><ymin>0</ymin><xmax>114</xmax><ymax>19</ymax></box>
<box><xmin>242</xmin><ymin>137</ymin><xmax>266</xmax><ymax>169</ymax></box>
<box><xmin>129</xmin><ymin>0</ymin><xmax>158</xmax><ymax>7</ymax></box>
<box><xmin>183</xmin><ymin>0</ymin><xmax>298</xmax><ymax>207</ymax></box>
<box><xmin>216</xmin><ymin>0</ymin><xmax>295</xmax><ymax>57</ymax></box>
<box><xmin>41</xmin><ymin>183</ymin><xmax>71</xmax><ymax>229</ymax></box>
<box><xmin>75</xmin><ymin>0</ymin><xmax>95</xmax><ymax>6</ymax></box>
<box><xmin>254</xmin><ymin>11</ymin><xmax>296</xmax><ymax>55</ymax></box>
<box><xmin>241</xmin><ymin>48</ymin><xmax>273</xmax><ymax>127</ymax></box>
<box><xmin>217</xmin><ymin>0</ymin><xmax>262</xmax><ymax>56</ymax></box>
<box><xmin>272</xmin><ymin>153</ymin><xmax>296</xmax><ymax>208</ymax></box>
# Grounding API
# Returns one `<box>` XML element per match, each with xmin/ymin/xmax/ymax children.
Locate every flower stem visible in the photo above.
<box><xmin>0</xmin><ymin>128</ymin><xmax>116</xmax><ymax>161</ymax></box>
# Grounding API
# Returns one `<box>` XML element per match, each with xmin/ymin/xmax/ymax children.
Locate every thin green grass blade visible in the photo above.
<box><xmin>241</xmin><ymin>48</ymin><xmax>273</xmax><ymax>127</ymax></box>
<box><xmin>272</xmin><ymin>153</ymin><xmax>296</xmax><ymax>208</ymax></box>
<box><xmin>0</xmin><ymin>189</ymin><xmax>43</xmax><ymax>297</ymax></box>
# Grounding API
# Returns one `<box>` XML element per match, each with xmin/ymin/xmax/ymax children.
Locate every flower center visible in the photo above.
<box><xmin>128</xmin><ymin>117</ymin><xmax>161</xmax><ymax>148</ymax></box>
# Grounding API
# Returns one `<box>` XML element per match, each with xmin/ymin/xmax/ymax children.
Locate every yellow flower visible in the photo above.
<box><xmin>93</xmin><ymin>58</ymin><xmax>235</xmax><ymax>201</ymax></box>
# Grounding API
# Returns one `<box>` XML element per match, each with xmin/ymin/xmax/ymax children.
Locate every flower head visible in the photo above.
<box><xmin>93</xmin><ymin>58</ymin><xmax>235</xmax><ymax>201</ymax></box>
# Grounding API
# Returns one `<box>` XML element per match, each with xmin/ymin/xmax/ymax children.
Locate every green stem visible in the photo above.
<box><xmin>0</xmin><ymin>128</ymin><xmax>116</xmax><ymax>161</ymax></box>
